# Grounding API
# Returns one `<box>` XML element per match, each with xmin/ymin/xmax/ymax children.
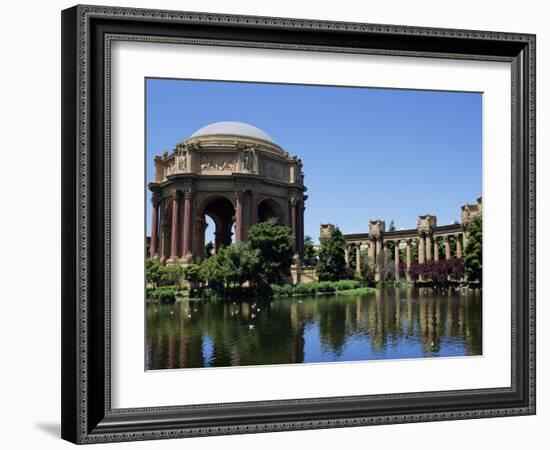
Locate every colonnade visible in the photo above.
<box><xmin>346</xmin><ymin>231</ymin><xmax>466</xmax><ymax>282</ymax></box>
<box><xmin>149</xmin><ymin>189</ymin><xmax>306</xmax><ymax>264</ymax></box>
<box><xmin>149</xmin><ymin>190</ymin><xmax>195</xmax><ymax>263</ymax></box>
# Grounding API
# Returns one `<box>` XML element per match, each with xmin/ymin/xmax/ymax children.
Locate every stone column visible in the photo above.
<box><xmin>426</xmin><ymin>233</ymin><xmax>432</xmax><ymax>261</ymax></box>
<box><xmin>418</xmin><ymin>234</ymin><xmax>425</xmax><ymax>264</ymax></box>
<box><xmin>250</xmin><ymin>193</ymin><xmax>258</xmax><ymax>227</ymax></box>
<box><xmin>150</xmin><ymin>197</ymin><xmax>160</xmax><ymax>258</ymax></box>
<box><xmin>235</xmin><ymin>191</ymin><xmax>244</xmax><ymax>242</ymax></box>
<box><xmin>456</xmin><ymin>234</ymin><xmax>462</xmax><ymax>258</ymax></box>
<box><xmin>344</xmin><ymin>246</ymin><xmax>350</xmax><ymax>267</ymax></box>
<box><xmin>182</xmin><ymin>190</ymin><xmax>193</xmax><ymax>261</ymax></box>
<box><xmin>433</xmin><ymin>238</ymin><xmax>439</xmax><ymax>261</ymax></box>
<box><xmin>355</xmin><ymin>243</ymin><xmax>361</xmax><ymax>276</ymax></box>
<box><xmin>394</xmin><ymin>242</ymin><xmax>400</xmax><ymax>281</ymax></box>
<box><xmin>375</xmin><ymin>239</ymin><xmax>383</xmax><ymax>282</ymax></box>
<box><xmin>375</xmin><ymin>238</ymin><xmax>382</xmax><ymax>259</ymax></box>
<box><xmin>368</xmin><ymin>238</ymin><xmax>376</xmax><ymax>266</ymax></box>
<box><xmin>159</xmin><ymin>217</ymin><xmax>167</xmax><ymax>264</ymax></box>
<box><xmin>406</xmin><ymin>240</ymin><xmax>412</xmax><ymax>281</ymax></box>
<box><xmin>289</xmin><ymin>198</ymin><xmax>297</xmax><ymax>249</ymax></box>
<box><xmin>167</xmin><ymin>193</ymin><xmax>180</xmax><ymax>263</ymax></box>
<box><xmin>444</xmin><ymin>236</ymin><xmax>451</xmax><ymax>260</ymax></box>
<box><xmin>297</xmin><ymin>200</ymin><xmax>305</xmax><ymax>262</ymax></box>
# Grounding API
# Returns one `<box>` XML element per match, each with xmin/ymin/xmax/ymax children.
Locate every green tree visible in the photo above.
<box><xmin>183</xmin><ymin>264</ymin><xmax>203</xmax><ymax>284</ymax></box>
<box><xmin>204</xmin><ymin>241</ymin><xmax>214</xmax><ymax>259</ymax></box>
<box><xmin>464</xmin><ymin>216</ymin><xmax>482</xmax><ymax>283</ymax></box>
<box><xmin>303</xmin><ymin>235</ymin><xmax>317</xmax><ymax>265</ymax></box>
<box><xmin>158</xmin><ymin>264</ymin><xmax>184</xmax><ymax>287</ymax></box>
<box><xmin>360</xmin><ymin>254</ymin><xmax>375</xmax><ymax>286</ymax></box>
<box><xmin>199</xmin><ymin>246</ymin><xmax>229</xmax><ymax>291</ymax></box>
<box><xmin>146</xmin><ymin>258</ymin><xmax>161</xmax><ymax>288</ymax></box>
<box><xmin>385</xmin><ymin>220</ymin><xmax>397</xmax><ymax>255</ymax></box>
<box><xmin>246</xmin><ymin>219</ymin><xmax>295</xmax><ymax>285</ymax></box>
<box><xmin>347</xmin><ymin>243</ymin><xmax>357</xmax><ymax>272</ymax></box>
<box><xmin>223</xmin><ymin>242</ymin><xmax>260</xmax><ymax>287</ymax></box>
<box><xmin>316</xmin><ymin>226</ymin><xmax>348</xmax><ymax>281</ymax></box>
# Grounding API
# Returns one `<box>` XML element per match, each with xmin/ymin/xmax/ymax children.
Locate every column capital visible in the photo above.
<box><xmin>151</xmin><ymin>195</ymin><xmax>161</xmax><ymax>207</ymax></box>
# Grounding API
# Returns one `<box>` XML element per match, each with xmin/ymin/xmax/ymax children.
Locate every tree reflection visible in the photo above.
<box><xmin>146</xmin><ymin>288</ymin><xmax>482</xmax><ymax>369</ymax></box>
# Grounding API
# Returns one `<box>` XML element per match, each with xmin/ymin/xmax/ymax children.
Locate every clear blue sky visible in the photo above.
<box><xmin>146</xmin><ymin>78</ymin><xmax>481</xmax><ymax>243</ymax></box>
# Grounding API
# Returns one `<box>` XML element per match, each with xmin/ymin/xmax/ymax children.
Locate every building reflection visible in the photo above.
<box><xmin>146</xmin><ymin>287</ymin><xmax>482</xmax><ymax>370</ymax></box>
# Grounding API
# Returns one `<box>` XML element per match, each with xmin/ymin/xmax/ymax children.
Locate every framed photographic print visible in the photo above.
<box><xmin>61</xmin><ymin>4</ymin><xmax>536</xmax><ymax>444</ymax></box>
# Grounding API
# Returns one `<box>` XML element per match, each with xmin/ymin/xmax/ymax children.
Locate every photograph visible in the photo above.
<box><xmin>56</xmin><ymin>3</ymin><xmax>537</xmax><ymax>445</ymax></box>
<box><xmin>145</xmin><ymin>78</ymin><xmax>483</xmax><ymax>370</ymax></box>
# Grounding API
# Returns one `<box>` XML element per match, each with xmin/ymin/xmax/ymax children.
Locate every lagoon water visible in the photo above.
<box><xmin>146</xmin><ymin>287</ymin><xmax>482</xmax><ymax>370</ymax></box>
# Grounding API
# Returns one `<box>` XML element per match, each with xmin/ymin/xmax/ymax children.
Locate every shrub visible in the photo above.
<box><xmin>318</xmin><ymin>281</ymin><xmax>336</xmax><ymax>293</ymax></box>
<box><xmin>269</xmin><ymin>284</ymin><xmax>283</xmax><ymax>296</ymax></box>
<box><xmin>278</xmin><ymin>284</ymin><xmax>295</xmax><ymax>297</ymax></box>
<box><xmin>146</xmin><ymin>258</ymin><xmax>162</xmax><ymax>287</ymax></box>
<box><xmin>294</xmin><ymin>282</ymin><xmax>316</xmax><ymax>295</ymax></box>
<box><xmin>333</xmin><ymin>279</ymin><xmax>361</xmax><ymax>291</ymax></box>
<box><xmin>158</xmin><ymin>264</ymin><xmax>184</xmax><ymax>287</ymax></box>
<box><xmin>408</xmin><ymin>258</ymin><xmax>465</xmax><ymax>286</ymax></box>
<box><xmin>183</xmin><ymin>264</ymin><xmax>202</xmax><ymax>284</ymax></box>
<box><xmin>270</xmin><ymin>279</ymin><xmax>367</xmax><ymax>298</ymax></box>
<box><xmin>148</xmin><ymin>286</ymin><xmax>179</xmax><ymax>303</ymax></box>
<box><xmin>408</xmin><ymin>262</ymin><xmax>420</xmax><ymax>281</ymax></box>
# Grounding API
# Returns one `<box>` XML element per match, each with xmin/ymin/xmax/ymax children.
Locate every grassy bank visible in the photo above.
<box><xmin>336</xmin><ymin>286</ymin><xmax>376</xmax><ymax>296</ymax></box>
<box><xmin>270</xmin><ymin>280</ymin><xmax>374</xmax><ymax>298</ymax></box>
<box><xmin>151</xmin><ymin>280</ymin><xmax>377</xmax><ymax>302</ymax></box>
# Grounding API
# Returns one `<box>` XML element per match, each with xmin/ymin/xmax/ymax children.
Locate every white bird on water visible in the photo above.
<box><xmin>248</xmin><ymin>324</ymin><xmax>255</xmax><ymax>330</ymax></box>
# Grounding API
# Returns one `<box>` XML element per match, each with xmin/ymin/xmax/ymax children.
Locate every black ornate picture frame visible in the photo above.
<box><xmin>61</xmin><ymin>4</ymin><xmax>536</xmax><ymax>444</ymax></box>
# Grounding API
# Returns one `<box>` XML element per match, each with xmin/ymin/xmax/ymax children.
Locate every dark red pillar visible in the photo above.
<box><xmin>168</xmin><ymin>193</ymin><xmax>179</xmax><ymax>262</ymax></box>
<box><xmin>251</xmin><ymin>193</ymin><xmax>258</xmax><ymax>227</ymax></box>
<box><xmin>182</xmin><ymin>190</ymin><xmax>193</xmax><ymax>259</ymax></box>
<box><xmin>289</xmin><ymin>198</ymin><xmax>297</xmax><ymax>251</ymax></box>
<box><xmin>297</xmin><ymin>200</ymin><xmax>305</xmax><ymax>262</ymax></box>
<box><xmin>235</xmin><ymin>191</ymin><xmax>244</xmax><ymax>242</ymax></box>
<box><xmin>150</xmin><ymin>197</ymin><xmax>160</xmax><ymax>258</ymax></box>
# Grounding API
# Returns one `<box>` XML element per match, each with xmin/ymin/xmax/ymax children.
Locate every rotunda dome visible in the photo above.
<box><xmin>190</xmin><ymin>121</ymin><xmax>276</xmax><ymax>144</ymax></box>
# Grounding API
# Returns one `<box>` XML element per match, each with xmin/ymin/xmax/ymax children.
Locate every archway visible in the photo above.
<box><xmin>257</xmin><ymin>198</ymin><xmax>284</xmax><ymax>224</ymax></box>
<box><xmin>198</xmin><ymin>195</ymin><xmax>235</xmax><ymax>260</ymax></box>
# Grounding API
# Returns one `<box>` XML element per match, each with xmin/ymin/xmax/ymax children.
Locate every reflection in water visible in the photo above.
<box><xmin>146</xmin><ymin>287</ymin><xmax>482</xmax><ymax>370</ymax></box>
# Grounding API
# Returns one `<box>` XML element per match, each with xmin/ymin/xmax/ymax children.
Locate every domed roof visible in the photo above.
<box><xmin>190</xmin><ymin>121</ymin><xmax>277</xmax><ymax>144</ymax></box>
